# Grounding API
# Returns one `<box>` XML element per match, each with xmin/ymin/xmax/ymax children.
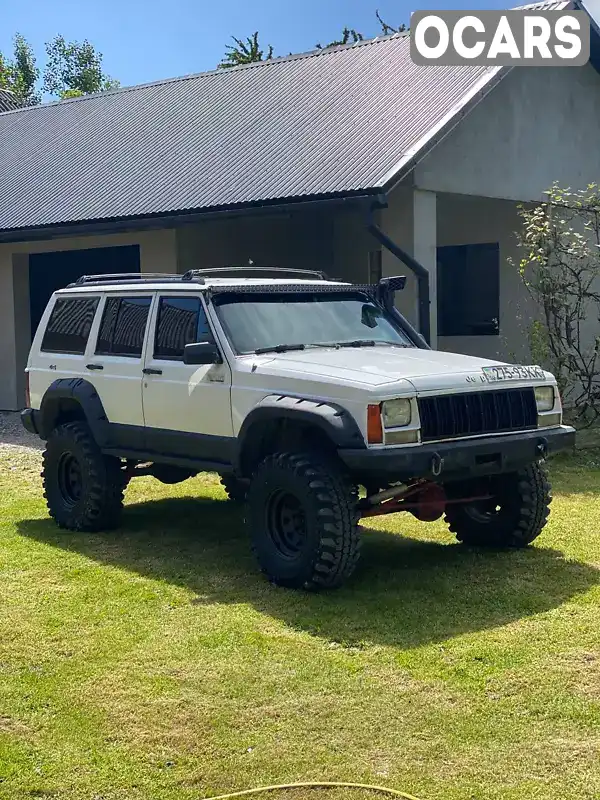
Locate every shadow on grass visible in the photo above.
<box><xmin>17</xmin><ymin>494</ymin><xmax>600</xmax><ymax>649</ymax></box>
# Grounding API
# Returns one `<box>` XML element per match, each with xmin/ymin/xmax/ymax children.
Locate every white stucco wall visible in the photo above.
<box><xmin>436</xmin><ymin>193</ymin><xmax>534</xmax><ymax>363</ymax></box>
<box><xmin>414</xmin><ymin>63</ymin><xmax>600</xmax><ymax>202</ymax></box>
<box><xmin>381</xmin><ymin>186</ymin><xmax>537</xmax><ymax>363</ymax></box>
<box><xmin>0</xmin><ymin>228</ymin><xmax>177</xmax><ymax>410</ymax></box>
<box><xmin>332</xmin><ymin>207</ymin><xmax>374</xmax><ymax>284</ymax></box>
<box><xmin>177</xmin><ymin>210</ymin><xmax>334</xmax><ymax>275</ymax></box>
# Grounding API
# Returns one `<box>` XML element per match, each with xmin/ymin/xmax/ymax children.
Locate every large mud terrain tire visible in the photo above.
<box><xmin>220</xmin><ymin>475</ymin><xmax>248</xmax><ymax>503</ymax></box>
<box><xmin>42</xmin><ymin>421</ymin><xmax>125</xmax><ymax>531</ymax></box>
<box><xmin>445</xmin><ymin>462</ymin><xmax>551</xmax><ymax>548</ymax></box>
<box><xmin>247</xmin><ymin>452</ymin><xmax>360</xmax><ymax>590</ymax></box>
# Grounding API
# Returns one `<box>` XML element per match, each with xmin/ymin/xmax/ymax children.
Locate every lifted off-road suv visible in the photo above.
<box><xmin>22</xmin><ymin>268</ymin><xmax>575</xmax><ymax>590</ymax></box>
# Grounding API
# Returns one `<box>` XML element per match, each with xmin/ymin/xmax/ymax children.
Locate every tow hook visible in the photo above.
<box><xmin>536</xmin><ymin>438</ymin><xmax>548</xmax><ymax>461</ymax></box>
<box><xmin>431</xmin><ymin>452</ymin><xmax>444</xmax><ymax>477</ymax></box>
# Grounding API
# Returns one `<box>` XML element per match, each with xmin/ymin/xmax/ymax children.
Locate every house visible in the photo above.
<box><xmin>0</xmin><ymin>1</ymin><xmax>599</xmax><ymax>411</ymax></box>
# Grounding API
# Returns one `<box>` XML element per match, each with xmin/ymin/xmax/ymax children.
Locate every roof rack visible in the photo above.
<box><xmin>67</xmin><ymin>267</ymin><xmax>332</xmax><ymax>290</ymax></box>
<box><xmin>69</xmin><ymin>272</ymin><xmax>206</xmax><ymax>288</ymax></box>
<box><xmin>181</xmin><ymin>267</ymin><xmax>332</xmax><ymax>281</ymax></box>
<box><xmin>74</xmin><ymin>273</ymin><xmax>186</xmax><ymax>284</ymax></box>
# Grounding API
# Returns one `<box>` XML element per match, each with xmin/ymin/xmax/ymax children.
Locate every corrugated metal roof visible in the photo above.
<box><xmin>0</xmin><ymin>34</ymin><xmax>503</xmax><ymax>234</ymax></box>
<box><xmin>0</xmin><ymin>89</ymin><xmax>19</xmax><ymax>113</ymax></box>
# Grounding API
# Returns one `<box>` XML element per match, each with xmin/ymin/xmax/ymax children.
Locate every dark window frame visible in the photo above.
<box><xmin>40</xmin><ymin>296</ymin><xmax>100</xmax><ymax>355</ymax></box>
<box><xmin>153</xmin><ymin>295</ymin><xmax>212</xmax><ymax>361</ymax></box>
<box><xmin>437</xmin><ymin>242</ymin><xmax>500</xmax><ymax>337</ymax></box>
<box><xmin>95</xmin><ymin>295</ymin><xmax>152</xmax><ymax>358</ymax></box>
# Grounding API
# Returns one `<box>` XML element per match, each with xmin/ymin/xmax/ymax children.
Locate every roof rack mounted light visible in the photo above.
<box><xmin>181</xmin><ymin>266</ymin><xmax>332</xmax><ymax>281</ymax></box>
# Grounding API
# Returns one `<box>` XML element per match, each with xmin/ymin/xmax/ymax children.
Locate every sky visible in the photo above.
<box><xmin>0</xmin><ymin>0</ymin><xmax>517</xmax><ymax>92</ymax></box>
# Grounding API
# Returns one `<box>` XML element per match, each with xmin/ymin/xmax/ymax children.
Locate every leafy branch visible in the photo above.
<box><xmin>515</xmin><ymin>183</ymin><xmax>600</xmax><ymax>427</ymax></box>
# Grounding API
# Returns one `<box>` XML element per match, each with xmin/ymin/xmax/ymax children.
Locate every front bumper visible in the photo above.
<box><xmin>339</xmin><ymin>425</ymin><xmax>576</xmax><ymax>482</ymax></box>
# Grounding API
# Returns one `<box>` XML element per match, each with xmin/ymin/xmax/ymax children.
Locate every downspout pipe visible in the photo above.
<box><xmin>367</xmin><ymin>195</ymin><xmax>432</xmax><ymax>346</ymax></box>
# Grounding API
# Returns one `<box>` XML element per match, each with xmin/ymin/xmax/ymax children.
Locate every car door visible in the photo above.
<box><xmin>84</xmin><ymin>292</ymin><xmax>154</xmax><ymax>449</ymax></box>
<box><xmin>141</xmin><ymin>293</ymin><xmax>234</xmax><ymax>464</ymax></box>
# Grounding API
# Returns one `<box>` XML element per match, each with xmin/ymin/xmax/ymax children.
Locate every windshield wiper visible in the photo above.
<box><xmin>254</xmin><ymin>343</ymin><xmax>306</xmax><ymax>354</ymax></box>
<box><xmin>334</xmin><ymin>340</ymin><xmax>376</xmax><ymax>348</ymax></box>
<box><xmin>319</xmin><ymin>339</ymin><xmax>411</xmax><ymax>349</ymax></box>
<box><xmin>372</xmin><ymin>341</ymin><xmax>411</xmax><ymax>348</ymax></box>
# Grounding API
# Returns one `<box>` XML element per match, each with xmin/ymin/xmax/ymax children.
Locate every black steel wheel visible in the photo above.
<box><xmin>265</xmin><ymin>489</ymin><xmax>307</xmax><ymax>559</ymax></box>
<box><xmin>246</xmin><ymin>452</ymin><xmax>360</xmax><ymax>590</ymax></box>
<box><xmin>42</xmin><ymin>421</ymin><xmax>125</xmax><ymax>532</ymax></box>
<box><xmin>445</xmin><ymin>462</ymin><xmax>551</xmax><ymax>548</ymax></box>
<box><xmin>57</xmin><ymin>451</ymin><xmax>84</xmax><ymax>507</ymax></box>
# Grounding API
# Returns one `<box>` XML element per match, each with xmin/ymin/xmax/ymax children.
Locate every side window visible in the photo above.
<box><xmin>95</xmin><ymin>296</ymin><xmax>152</xmax><ymax>357</ymax></box>
<box><xmin>41</xmin><ymin>296</ymin><xmax>99</xmax><ymax>354</ymax></box>
<box><xmin>154</xmin><ymin>296</ymin><xmax>211</xmax><ymax>360</ymax></box>
<box><xmin>437</xmin><ymin>243</ymin><xmax>500</xmax><ymax>336</ymax></box>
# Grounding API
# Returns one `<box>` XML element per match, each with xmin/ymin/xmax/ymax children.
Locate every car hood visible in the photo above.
<box><xmin>251</xmin><ymin>346</ymin><xmax>513</xmax><ymax>389</ymax></box>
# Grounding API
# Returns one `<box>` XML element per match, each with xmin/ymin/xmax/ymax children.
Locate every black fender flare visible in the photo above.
<box><xmin>236</xmin><ymin>394</ymin><xmax>366</xmax><ymax>472</ymax></box>
<box><xmin>38</xmin><ymin>378</ymin><xmax>110</xmax><ymax>446</ymax></box>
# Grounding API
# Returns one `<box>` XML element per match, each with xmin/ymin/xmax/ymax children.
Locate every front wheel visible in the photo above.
<box><xmin>246</xmin><ymin>452</ymin><xmax>360</xmax><ymax>590</ymax></box>
<box><xmin>220</xmin><ymin>475</ymin><xmax>248</xmax><ymax>503</ymax></box>
<box><xmin>445</xmin><ymin>462</ymin><xmax>551</xmax><ymax>548</ymax></box>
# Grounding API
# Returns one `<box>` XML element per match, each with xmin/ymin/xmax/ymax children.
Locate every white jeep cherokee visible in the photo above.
<box><xmin>22</xmin><ymin>268</ymin><xmax>575</xmax><ymax>590</ymax></box>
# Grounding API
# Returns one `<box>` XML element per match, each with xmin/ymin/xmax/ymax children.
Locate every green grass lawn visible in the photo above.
<box><xmin>1</xmin><ymin>446</ymin><xmax>599</xmax><ymax>800</ymax></box>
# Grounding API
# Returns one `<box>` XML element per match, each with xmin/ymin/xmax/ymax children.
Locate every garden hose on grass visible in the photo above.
<box><xmin>202</xmin><ymin>781</ymin><xmax>422</xmax><ymax>800</ymax></box>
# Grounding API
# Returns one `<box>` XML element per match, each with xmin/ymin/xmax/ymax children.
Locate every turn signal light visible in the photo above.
<box><xmin>367</xmin><ymin>404</ymin><xmax>383</xmax><ymax>444</ymax></box>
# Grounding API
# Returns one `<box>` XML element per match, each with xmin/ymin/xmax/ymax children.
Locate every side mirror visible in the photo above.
<box><xmin>183</xmin><ymin>342</ymin><xmax>222</xmax><ymax>365</ymax></box>
<box><xmin>361</xmin><ymin>304</ymin><xmax>383</xmax><ymax>329</ymax></box>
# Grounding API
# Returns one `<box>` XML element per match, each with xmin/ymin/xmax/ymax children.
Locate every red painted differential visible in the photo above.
<box><xmin>409</xmin><ymin>483</ymin><xmax>447</xmax><ymax>521</ymax></box>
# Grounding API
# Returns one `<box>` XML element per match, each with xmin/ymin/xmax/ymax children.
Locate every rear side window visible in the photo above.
<box><xmin>154</xmin><ymin>296</ymin><xmax>211</xmax><ymax>359</ymax></box>
<box><xmin>96</xmin><ymin>296</ymin><xmax>152</xmax><ymax>357</ymax></box>
<box><xmin>41</xmin><ymin>296</ymin><xmax>99</xmax><ymax>354</ymax></box>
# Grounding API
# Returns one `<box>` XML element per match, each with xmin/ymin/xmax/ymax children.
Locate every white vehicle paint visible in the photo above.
<box><xmin>26</xmin><ymin>275</ymin><xmax>563</xmax><ymax>451</ymax></box>
<box><xmin>23</xmin><ymin>271</ymin><xmax>576</xmax><ymax>592</ymax></box>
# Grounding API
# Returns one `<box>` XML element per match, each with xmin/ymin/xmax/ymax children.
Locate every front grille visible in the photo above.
<box><xmin>418</xmin><ymin>388</ymin><xmax>537</xmax><ymax>442</ymax></box>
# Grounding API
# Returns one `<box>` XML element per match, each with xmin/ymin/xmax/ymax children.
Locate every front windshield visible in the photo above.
<box><xmin>214</xmin><ymin>291</ymin><xmax>413</xmax><ymax>354</ymax></box>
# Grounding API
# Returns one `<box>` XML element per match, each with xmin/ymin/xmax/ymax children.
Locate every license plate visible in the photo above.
<box><xmin>482</xmin><ymin>365</ymin><xmax>546</xmax><ymax>383</ymax></box>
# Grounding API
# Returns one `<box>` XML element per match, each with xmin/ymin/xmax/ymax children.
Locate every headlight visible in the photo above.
<box><xmin>534</xmin><ymin>386</ymin><xmax>555</xmax><ymax>412</ymax></box>
<box><xmin>382</xmin><ymin>398</ymin><xmax>412</xmax><ymax>427</ymax></box>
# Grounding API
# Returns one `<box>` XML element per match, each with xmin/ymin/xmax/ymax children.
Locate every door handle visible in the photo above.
<box><xmin>142</xmin><ymin>368</ymin><xmax>163</xmax><ymax>375</ymax></box>
<box><xmin>86</xmin><ymin>363</ymin><xmax>104</xmax><ymax>371</ymax></box>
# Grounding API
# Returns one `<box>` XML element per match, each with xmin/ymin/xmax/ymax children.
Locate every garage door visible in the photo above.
<box><xmin>29</xmin><ymin>244</ymin><xmax>140</xmax><ymax>338</ymax></box>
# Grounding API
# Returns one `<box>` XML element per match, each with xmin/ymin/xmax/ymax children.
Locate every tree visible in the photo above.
<box><xmin>0</xmin><ymin>33</ymin><xmax>40</xmax><ymax>105</ymax></box>
<box><xmin>219</xmin><ymin>9</ymin><xmax>408</xmax><ymax>68</ymax></box>
<box><xmin>316</xmin><ymin>28</ymin><xmax>363</xmax><ymax>49</ymax></box>
<box><xmin>43</xmin><ymin>35</ymin><xmax>119</xmax><ymax>99</ymax></box>
<box><xmin>515</xmin><ymin>183</ymin><xmax>600</xmax><ymax>426</ymax></box>
<box><xmin>316</xmin><ymin>10</ymin><xmax>406</xmax><ymax>50</ymax></box>
<box><xmin>375</xmin><ymin>10</ymin><xmax>407</xmax><ymax>35</ymax></box>
<box><xmin>218</xmin><ymin>32</ymin><xmax>274</xmax><ymax>69</ymax></box>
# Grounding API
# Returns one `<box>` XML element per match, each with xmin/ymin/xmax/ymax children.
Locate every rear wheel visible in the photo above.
<box><xmin>246</xmin><ymin>452</ymin><xmax>360</xmax><ymax>590</ymax></box>
<box><xmin>42</xmin><ymin>421</ymin><xmax>125</xmax><ymax>531</ymax></box>
<box><xmin>445</xmin><ymin>462</ymin><xmax>551</xmax><ymax>548</ymax></box>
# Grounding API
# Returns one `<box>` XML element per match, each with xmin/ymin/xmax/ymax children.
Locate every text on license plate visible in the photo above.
<box><xmin>482</xmin><ymin>365</ymin><xmax>546</xmax><ymax>382</ymax></box>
